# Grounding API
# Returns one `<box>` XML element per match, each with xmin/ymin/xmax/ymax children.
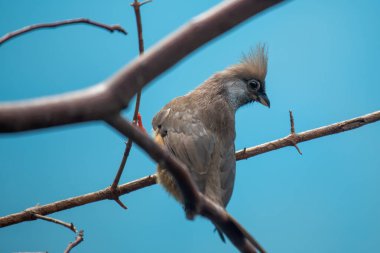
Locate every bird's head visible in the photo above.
<box><xmin>219</xmin><ymin>44</ymin><xmax>270</xmax><ymax>110</ymax></box>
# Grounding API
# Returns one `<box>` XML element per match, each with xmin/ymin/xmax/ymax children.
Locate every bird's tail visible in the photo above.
<box><xmin>213</xmin><ymin>214</ymin><xmax>266</xmax><ymax>253</ymax></box>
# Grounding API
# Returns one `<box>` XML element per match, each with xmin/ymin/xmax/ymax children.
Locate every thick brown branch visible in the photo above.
<box><xmin>0</xmin><ymin>18</ymin><xmax>127</xmax><ymax>45</ymax></box>
<box><xmin>106</xmin><ymin>115</ymin><xmax>262</xmax><ymax>253</ymax></box>
<box><xmin>64</xmin><ymin>230</ymin><xmax>84</xmax><ymax>253</ymax></box>
<box><xmin>0</xmin><ymin>0</ymin><xmax>282</xmax><ymax>132</ymax></box>
<box><xmin>236</xmin><ymin>110</ymin><xmax>380</xmax><ymax>160</ymax></box>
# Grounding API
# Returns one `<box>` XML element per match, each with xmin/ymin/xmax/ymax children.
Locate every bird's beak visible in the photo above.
<box><xmin>257</xmin><ymin>93</ymin><xmax>270</xmax><ymax>108</ymax></box>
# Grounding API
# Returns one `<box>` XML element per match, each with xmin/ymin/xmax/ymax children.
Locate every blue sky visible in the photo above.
<box><xmin>0</xmin><ymin>0</ymin><xmax>379</xmax><ymax>252</ymax></box>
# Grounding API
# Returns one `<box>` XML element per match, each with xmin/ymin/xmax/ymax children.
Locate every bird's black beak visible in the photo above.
<box><xmin>257</xmin><ymin>93</ymin><xmax>270</xmax><ymax>108</ymax></box>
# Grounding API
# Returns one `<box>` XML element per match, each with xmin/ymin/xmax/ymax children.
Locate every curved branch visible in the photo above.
<box><xmin>0</xmin><ymin>0</ymin><xmax>283</xmax><ymax>132</ymax></box>
<box><xmin>0</xmin><ymin>18</ymin><xmax>127</xmax><ymax>45</ymax></box>
<box><xmin>105</xmin><ymin>114</ymin><xmax>263</xmax><ymax>253</ymax></box>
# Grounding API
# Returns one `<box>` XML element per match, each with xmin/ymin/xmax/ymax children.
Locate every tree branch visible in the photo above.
<box><xmin>0</xmin><ymin>18</ymin><xmax>127</xmax><ymax>45</ymax></box>
<box><xmin>32</xmin><ymin>213</ymin><xmax>84</xmax><ymax>253</ymax></box>
<box><xmin>105</xmin><ymin>114</ymin><xmax>263</xmax><ymax>253</ymax></box>
<box><xmin>2</xmin><ymin>110</ymin><xmax>379</xmax><ymax>228</ymax></box>
<box><xmin>0</xmin><ymin>0</ymin><xmax>283</xmax><ymax>132</ymax></box>
<box><xmin>64</xmin><ymin>230</ymin><xmax>84</xmax><ymax>253</ymax></box>
<box><xmin>33</xmin><ymin>213</ymin><xmax>77</xmax><ymax>233</ymax></box>
<box><xmin>110</xmin><ymin>0</ymin><xmax>151</xmax><ymax>208</ymax></box>
<box><xmin>235</xmin><ymin>110</ymin><xmax>380</xmax><ymax>160</ymax></box>
<box><xmin>0</xmin><ymin>175</ymin><xmax>157</xmax><ymax>228</ymax></box>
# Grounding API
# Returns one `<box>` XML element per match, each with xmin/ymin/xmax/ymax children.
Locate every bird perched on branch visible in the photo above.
<box><xmin>152</xmin><ymin>44</ymin><xmax>270</xmax><ymax>237</ymax></box>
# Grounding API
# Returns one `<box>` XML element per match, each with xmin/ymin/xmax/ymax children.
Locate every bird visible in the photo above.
<box><xmin>152</xmin><ymin>44</ymin><xmax>270</xmax><ymax>240</ymax></box>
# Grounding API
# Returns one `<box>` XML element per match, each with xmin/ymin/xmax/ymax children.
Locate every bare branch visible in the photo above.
<box><xmin>288</xmin><ymin>110</ymin><xmax>302</xmax><ymax>155</ymax></box>
<box><xmin>110</xmin><ymin>0</ymin><xmax>151</xmax><ymax>207</ymax></box>
<box><xmin>236</xmin><ymin>110</ymin><xmax>380</xmax><ymax>160</ymax></box>
<box><xmin>2</xmin><ymin>110</ymin><xmax>379</xmax><ymax>230</ymax></box>
<box><xmin>2</xmin><ymin>110</ymin><xmax>379</xmax><ymax>229</ymax></box>
<box><xmin>64</xmin><ymin>230</ymin><xmax>84</xmax><ymax>253</ymax></box>
<box><xmin>106</xmin><ymin>114</ymin><xmax>263</xmax><ymax>253</ymax></box>
<box><xmin>0</xmin><ymin>0</ymin><xmax>283</xmax><ymax>132</ymax></box>
<box><xmin>106</xmin><ymin>115</ymin><xmax>201</xmax><ymax>216</ymax></box>
<box><xmin>0</xmin><ymin>175</ymin><xmax>157</xmax><ymax>228</ymax></box>
<box><xmin>33</xmin><ymin>213</ymin><xmax>77</xmax><ymax>233</ymax></box>
<box><xmin>32</xmin><ymin>213</ymin><xmax>83</xmax><ymax>253</ymax></box>
<box><xmin>0</xmin><ymin>18</ymin><xmax>127</xmax><ymax>45</ymax></box>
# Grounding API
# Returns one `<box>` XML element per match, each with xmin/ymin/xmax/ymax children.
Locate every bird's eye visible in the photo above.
<box><xmin>248</xmin><ymin>79</ymin><xmax>261</xmax><ymax>91</ymax></box>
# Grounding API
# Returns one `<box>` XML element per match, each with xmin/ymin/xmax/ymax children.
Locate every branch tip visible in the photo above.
<box><xmin>289</xmin><ymin>110</ymin><xmax>296</xmax><ymax>134</ymax></box>
<box><xmin>114</xmin><ymin>198</ymin><xmax>128</xmax><ymax>210</ymax></box>
<box><xmin>293</xmin><ymin>143</ymin><xmax>303</xmax><ymax>155</ymax></box>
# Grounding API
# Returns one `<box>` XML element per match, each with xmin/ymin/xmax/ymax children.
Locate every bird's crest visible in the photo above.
<box><xmin>227</xmin><ymin>44</ymin><xmax>268</xmax><ymax>82</ymax></box>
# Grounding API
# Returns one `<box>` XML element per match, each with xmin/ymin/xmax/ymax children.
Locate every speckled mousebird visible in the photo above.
<box><xmin>152</xmin><ymin>45</ymin><xmax>270</xmax><ymax>237</ymax></box>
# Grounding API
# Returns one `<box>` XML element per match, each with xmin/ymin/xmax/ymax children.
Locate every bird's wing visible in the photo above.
<box><xmin>152</xmin><ymin>106</ymin><xmax>215</xmax><ymax>193</ymax></box>
<box><xmin>219</xmin><ymin>144</ymin><xmax>236</xmax><ymax>206</ymax></box>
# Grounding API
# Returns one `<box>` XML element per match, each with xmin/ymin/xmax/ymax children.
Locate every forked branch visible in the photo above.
<box><xmin>31</xmin><ymin>213</ymin><xmax>84</xmax><ymax>252</ymax></box>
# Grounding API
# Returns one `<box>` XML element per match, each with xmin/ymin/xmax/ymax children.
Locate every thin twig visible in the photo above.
<box><xmin>139</xmin><ymin>0</ymin><xmax>152</xmax><ymax>7</ymax></box>
<box><xmin>289</xmin><ymin>110</ymin><xmax>296</xmax><ymax>134</ymax></box>
<box><xmin>110</xmin><ymin>0</ymin><xmax>150</xmax><ymax>207</ymax></box>
<box><xmin>1</xmin><ymin>110</ymin><xmax>379</xmax><ymax>229</ymax></box>
<box><xmin>33</xmin><ymin>213</ymin><xmax>77</xmax><ymax>233</ymax></box>
<box><xmin>64</xmin><ymin>230</ymin><xmax>84</xmax><ymax>253</ymax></box>
<box><xmin>0</xmin><ymin>18</ymin><xmax>127</xmax><ymax>45</ymax></box>
<box><xmin>32</xmin><ymin>213</ymin><xmax>83</xmax><ymax>253</ymax></box>
<box><xmin>288</xmin><ymin>110</ymin><xmax>302</xmax><ymax>155</ymax></box>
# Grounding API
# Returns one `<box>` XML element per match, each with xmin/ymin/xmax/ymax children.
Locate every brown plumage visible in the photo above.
<box><xmin>152</xmin><ymin>44</ymin><xmax>269</xmax><ymax>209</ymax></box>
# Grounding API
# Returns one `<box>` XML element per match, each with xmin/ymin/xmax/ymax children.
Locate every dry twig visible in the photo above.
<box><xmin>0</xmin><ymin>18</ymin><xmax>127</xmax><ymax>45</ymax></box>
<box><xmin>33</xmin><ymin>213</ymin><xmax>77</xmax><ymax>233</ymax></box>
<box><xmin>64</xmin><ymin>230</ymin><xmax>84</xmax><ymax>253</ymax></box>
<box><xmin>31</xmin><ymin>213</ymin><xmax>84</xmax><ymax>252</ymax></box>
<box><xmin>110</xmin><ymin>0</ymin><xmax>151</xmax><ymax>209</ymax></box>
